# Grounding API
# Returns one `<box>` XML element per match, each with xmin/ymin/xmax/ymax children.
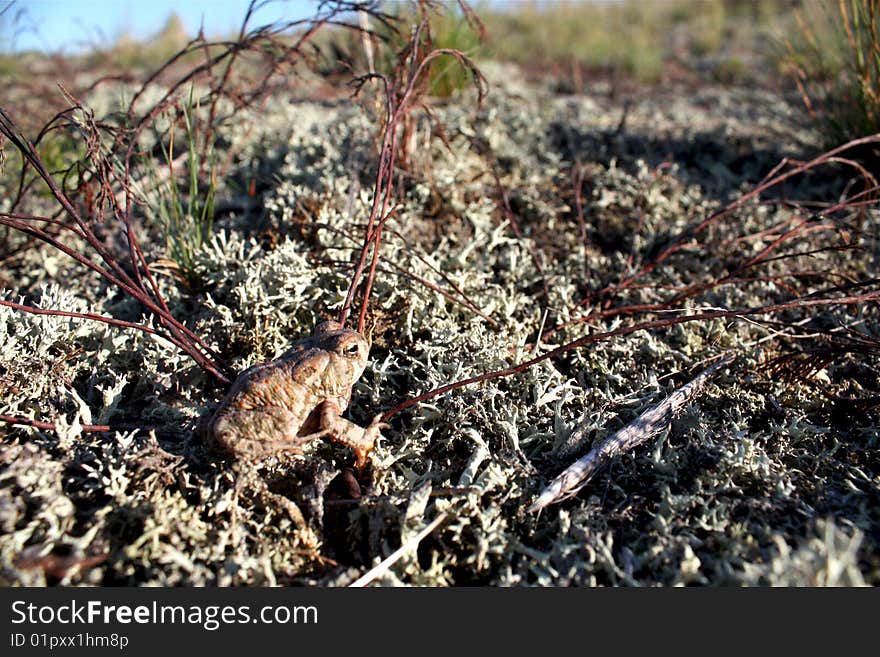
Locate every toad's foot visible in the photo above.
<box><xmin>231</xmin><ymin>462</ymin><xmax>309</xmax><ymax>532</ymax></box>
<box><xmin>353</xmin><ymin>414</ymin><xmax>390</xmax><ymax>471</ymax></box>
<box><xmin>318</xmin><ymin>403</ymin><xmax>388</xmax><ymax>471</ymax></box>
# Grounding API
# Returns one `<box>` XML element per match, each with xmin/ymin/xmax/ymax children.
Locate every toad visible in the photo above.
<box><xmin>207</xmin><ymin>320</ymin><xmax>386</xmax><ymax>470</ymax></box>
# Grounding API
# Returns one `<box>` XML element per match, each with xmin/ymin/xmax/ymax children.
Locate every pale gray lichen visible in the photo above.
<box><xmin>1</xmin><ymin>60</ymin><xmax>877</xmax><ymax>586</ymax></box>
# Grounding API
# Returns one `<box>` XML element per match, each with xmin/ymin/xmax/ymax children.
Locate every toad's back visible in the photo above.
<box><xmin>206</xmin><ymin>321</ymin><xmax>371</xmax><ymax>460</ymax></box>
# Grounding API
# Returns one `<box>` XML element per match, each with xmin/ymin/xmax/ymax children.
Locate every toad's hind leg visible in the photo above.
<box><xmin>214</xmin><ymin>406</ymin><xmax>316</xmax><ymax>460</ymax></box>
<box><xmin>218</xmin><ymin>407</ymin><xmax>316</xmax><ymax>537</ymax></box>
<box><xmin>229</xmin><ymin>461</ymin><xmax>316</xmax><ymax>548</ymax></box>
<box><xmin>316</xmin><ymin>401</ymin><xmax>389</xmax><ymax>471</ymax></box>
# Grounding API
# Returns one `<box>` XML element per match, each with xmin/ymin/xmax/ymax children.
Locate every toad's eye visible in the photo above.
<box><xmin>345</xmin><ymin>343</ymin><xmax>361</xmax><ymax>357</ymax></box>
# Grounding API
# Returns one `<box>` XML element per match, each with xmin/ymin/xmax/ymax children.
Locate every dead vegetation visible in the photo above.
<box><xmin>0</xmin><ymin>1</ymin><xmax>878</xmax><ymax>586</ymax></box>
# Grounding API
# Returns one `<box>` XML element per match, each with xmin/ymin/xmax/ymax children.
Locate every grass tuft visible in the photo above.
<box><xmin>780</xmin><ymin>0</ymin><xmax>880</xmax><ymax>161</ymax></box>
<box><xmin>148</xmin><ymin>90</ymin><xmax>217</xmax><ymax>290</ymax></box>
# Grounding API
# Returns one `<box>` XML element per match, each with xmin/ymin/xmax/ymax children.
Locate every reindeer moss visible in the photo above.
<box><xmin>1</xmin><ymin>62</ymin><xmax>878</xmax><ymax>586</ymax></box>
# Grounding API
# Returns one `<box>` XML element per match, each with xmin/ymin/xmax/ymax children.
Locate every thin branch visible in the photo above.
<box><xmin>528</xmin><ymin>353</ymin><xmax>736</xmax><ymax>513</ymax></box>
<box><xmin>381</xmin><ymin>260</ymin><xmax>498</xmax><ymax>326</ymax></box>
<box><xmin>348</xmin><ymin>512</ymin><xmax>448</xmax><ymax>587</ymax></box>
<box><xmin>546</xmin><ymin>134</ymin><xmax>880</xmax><ymax>339</ymax></box>
<box><xmin>339</xmin><ymin>7</ymin><xmax>487</xmax><ymax>330</ymax></box>
<box><xmin>381</xmin><ymin>283</ymin><xmax>880</xmax><ymax>422</ymax></box>
<box><xmin>0</xmin><ymin>414</ymin><xmax>112</xmax><ymax>433</ymax></box>
<box><xmin>0</xmin><ymin>299</ymin><xmax>171</xmax><ymax>339</ymax></box>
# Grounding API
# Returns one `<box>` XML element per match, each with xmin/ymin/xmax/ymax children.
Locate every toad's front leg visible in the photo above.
<box><xmin>315</xmin><ymin>400</ymin><xmax>388</xmax><ymax>470</ymax></box>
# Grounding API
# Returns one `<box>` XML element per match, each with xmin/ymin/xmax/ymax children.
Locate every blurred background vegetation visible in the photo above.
<box><xmin>1</xmin><ymin>1</ymin><xmax>878</xmax><ymax>157</ymax></box>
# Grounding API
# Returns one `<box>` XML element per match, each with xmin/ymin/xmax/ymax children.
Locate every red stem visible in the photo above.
<box><xmin>381</xmin><ymin>285</ymin><xmax>880</xmax><ymax>421</ymax></box>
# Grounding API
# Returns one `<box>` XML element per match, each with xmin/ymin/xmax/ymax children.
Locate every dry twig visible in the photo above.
<box><xmin>348</xmin><ymin>511</ymin><xmax>448</xmax><ymax>587</ymax></box>
<box><xmin>339</xmin><ymin>2</ymin><xmax>486</xmax><ymax>332</ymax></box>
<box><xmin>382</xmin><ymin>281</ymin><xmax>878</xmax><ymax>421</ymax></box>
<box><xmin>528</xmin><ymin>352</ymin><xmax>736</xmax><ymax>513</ymax></box>
<box><xmin>0</xmin><ymin>1</ymin><xmax>398</xmax><ymax>433</ymax></box>
<box><xmin>547</xmin><ymin>134</ymin><xmax>880</xmax><ymax>339</ymax></box>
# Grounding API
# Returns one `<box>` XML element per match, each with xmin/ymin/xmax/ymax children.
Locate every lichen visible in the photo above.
<box><xmin>1</xmin><ymin>61</ymin><xmax>877</xmax><ymax>587</ymax></box>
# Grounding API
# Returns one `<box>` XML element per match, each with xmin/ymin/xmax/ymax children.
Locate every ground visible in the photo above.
<box><xmin>1</xmin><ymin>53</ymin><xmax>878</xmax><ymax>586</ymax></box>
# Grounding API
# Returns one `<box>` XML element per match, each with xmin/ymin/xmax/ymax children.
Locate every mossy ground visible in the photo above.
<box><xmin>1</xmin><ymin>60</ymin><xmax>878</xmax><ymax>586</ymax></box>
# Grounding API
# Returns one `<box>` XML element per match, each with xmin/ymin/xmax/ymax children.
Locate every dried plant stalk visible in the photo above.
<box><xmin>339</xmin><ymin>2</ymin><xmax>486</xmax><ymax>332</ymax></box>
<box><xmin>528</xmin><ymin>352</ymin><xmax>736</xmax><ymax>513</ymax></box>
<box><xmin>348</xmin><ymin>511</ymin><xmax>448</xmax><ymax>587</ymax></box>
<box><xmin>382</xmin><ymin>283</ymin><xmax>879</xmax><ymax>421</ymax></box>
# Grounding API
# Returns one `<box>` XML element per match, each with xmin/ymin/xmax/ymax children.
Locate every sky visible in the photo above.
<box><xmin>3</xmin><ymin>0</ymin><xmax>320</xmax><ymax>53</ymax></box>
<box><xmin>2</xmin><ymin>1</ymin><xmax>563</xmax><ymax>53</ymax></box>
